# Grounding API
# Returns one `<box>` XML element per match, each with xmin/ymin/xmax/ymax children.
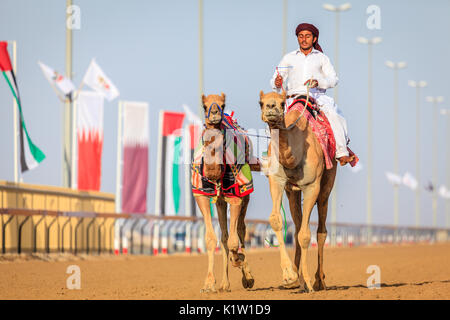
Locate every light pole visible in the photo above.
<box><xmin>357</xmin><ymin>36</ymin><xmax>382</xmax><ymax>245</ymax></box>
<box><xmin>385</xmin><ymin>61</ymin><xmax>407</xmax><ymax>238</ymax></box>
<box><xmin>198</xmin><ymin>0</ymin><xmax>204</xmax><ymax>119</ymax></box>
<box><xmin>408</xmin><ymin>80</ymin><xmax>427</xmax><ymax>228</ymax></box>
<box><xmin>426</xmin><ymin>96</ymin><xmax>444</xmax><ymax>227</ymax></box>
<box><xmin>441</xmin><ymin>108</ymin><xmax>450</xmax><ymax>228</ymax></box>
<box><xmin>323</xmin><ymin>2</ymin><xmax>351</xmax><ymax>247</ymax></box>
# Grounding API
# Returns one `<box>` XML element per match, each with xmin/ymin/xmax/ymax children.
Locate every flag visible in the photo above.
<box><xmin>385</xmin><ymin>171</ymin><xmax>402</xmax><ymax>186</ymax></box>
<box><xmin>121</xmin><ymin>102</ymin><xmax>149</xmax><ymax>213</ymax></box>
<box><xmin>402</xmin><ymin>172</ymin><xmax>418</xmax><ymax>190</ymax></box>
<box><xmin>182</xmin><ymin>104</ymin><xmax>201</xmax><ymax>217</ymax></box>
<box><xmin>77</xmin><ymin>91</ymin><xmax>104</xmax><ymax>191</ymax></box>
<box><xmin>0</xmin><ymin>41</ymin><xmax>45</xmax><ymax>172</ymax></box>
<box><xmin>156</xmin><ymin>111</ymin><xmax>185</xmax><ymax>216</ymax></box>
<box><xmin>439</xmin><ymin>185</ymin><xmax>450</xmax><ymax>199</ymax></box>
<box><xmin>38</xmin><ymin>61</ymin><xmax>75</xmax><ymax>96</ymax></box>
<box><xmin>82</xmin><ymin>59</ymin><xmax>119</xmax><ymax>101</ymax></box>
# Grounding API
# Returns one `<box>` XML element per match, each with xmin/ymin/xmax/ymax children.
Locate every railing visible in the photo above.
<box><xmin>0</xmin><ymin>208</ymin><xmax>449</xmax><ymax>255</ymax></box>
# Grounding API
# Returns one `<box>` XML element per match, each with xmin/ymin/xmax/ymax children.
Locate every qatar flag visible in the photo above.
<box><xmin>121</xmin><ymin>102</ymin><xmax>149</xmax><ymax>213</ymax></box>
<box><xmin>77</xmin><ymin>91</ymin><xmax>104</xmax><ymax>191</ymax></box>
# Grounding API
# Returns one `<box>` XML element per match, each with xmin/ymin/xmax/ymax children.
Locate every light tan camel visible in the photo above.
<box><xmin>194</xmin><ymin>93</ymin><xmax>255</xmax><ymax>293</ymax></box>
<box><xmin>259</xmin><ymin>90</ymin><xmax>337</xmax><ymax>292</ymax></box>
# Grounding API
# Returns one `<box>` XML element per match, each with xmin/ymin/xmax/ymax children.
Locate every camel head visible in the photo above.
<box><xmin>259</xmin><ymin>90</ymin><xmax>286</xmax><ymax>127</ymax></box>
<box><xmin>202</xmin><ymin>93</ymin><xmax>226</xmax><ymax>128</ymax></box>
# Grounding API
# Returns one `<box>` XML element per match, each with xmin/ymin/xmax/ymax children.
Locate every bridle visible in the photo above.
<box><xmin>206</xmin><ymin>102</ymin><xmax>224</xmax><ymax>120</ymax></box>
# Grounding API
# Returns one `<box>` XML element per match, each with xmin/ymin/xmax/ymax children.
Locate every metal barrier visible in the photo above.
<box><xmin>0</xmin><ymin>208</ymin><xmax>449</xmax><ymax>255</ymax></box>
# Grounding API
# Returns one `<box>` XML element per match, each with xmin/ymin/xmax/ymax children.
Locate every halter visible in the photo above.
<box><xmin>206</xmin><ymin>102</ymin><xmax>224</xmax><ymax>120</ymax></box>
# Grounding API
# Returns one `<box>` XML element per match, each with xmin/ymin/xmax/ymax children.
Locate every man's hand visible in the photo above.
<box><xmin>304</xmin><ymin>79</ymin><xmax>318</xmax><ymax>88</ymax></box>
<box><xmin>275</xmin><ymin>74</ymin><xmax>283</xmax><ymax>88</ymax></box>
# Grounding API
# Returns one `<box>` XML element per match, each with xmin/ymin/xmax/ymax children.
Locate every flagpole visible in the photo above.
<box><xmin>9</xmin><ymin>40</ymin><xmax>18</xmax><ymax>183</ymax></box>
<box><xmin>64</xmin><ymin>0</ymin><xmax>73</xmax><ymax>188</ymax></box>
<box><xmin>115</xmin><ymin>101</ymin><xmax>123</xmax><ymax>213</ymax></box>
<box><xmin>155</xmin><ymin>111</ymin><xmax>164</xmax><ymax>216</ymax></box>
<box><xmin>198</xmin><ymin>0</ymin><xmax>204</xmax><ymax>119</ymax></box>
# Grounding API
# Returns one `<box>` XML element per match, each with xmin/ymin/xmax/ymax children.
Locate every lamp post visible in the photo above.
<box><xmin>357</xmin><ymin>36</ymin><xmax>382</xmax><ymax>245</ymax></box>
<box><xmin>426</xmin><ymin>96</ymin><xmax>444</xmax><ymax>227</ymax></box>
<box><xmin>408</xmin><ymin>80</ymin><xmax>427</xmax><ymax>228</ymax></box>
<box><xmin>441</xmin><ymin>108</ymin><xmax>450</xmax><ymax>228</ymax></box>
<box><xmin>385</xmin><ymin>61</ymin><xmax>407</xmax><ymax>239</ymax></box>
<box><xmin>323</xmin><ymin>2</ymin><xmax>351</xmax><ymax>247</ymax></box>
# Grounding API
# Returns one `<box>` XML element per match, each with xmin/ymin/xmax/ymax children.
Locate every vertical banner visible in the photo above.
<box><xmin>185</xmin><ymin>123</ymin><xmax>201</xmax><ymax>216</ymax></box>
<box><xmin>121</xmin><ymin>101</ymin><xmax>149</xmax><ymax>213</ymax></box>
<box><xmin>77</xmin><ymin>91</ymin><xmax>104</xmax><ymax>191</ymax></box>
<box><xmin>155</xmin><ymin>111</ymin><xmax>185</xmax><ymax>216</ymax></box>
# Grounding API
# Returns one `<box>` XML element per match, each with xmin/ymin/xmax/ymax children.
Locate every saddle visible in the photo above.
<box><xmin>287</xmin><ymin>96</ymin><xmax>359</xmax><ymax>169</ymax></box>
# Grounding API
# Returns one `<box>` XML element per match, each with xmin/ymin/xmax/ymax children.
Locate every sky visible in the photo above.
<box><xmin>0</xmin><ymin>0</ymin><xmax>449</xmax><ymax>228</ymax></box>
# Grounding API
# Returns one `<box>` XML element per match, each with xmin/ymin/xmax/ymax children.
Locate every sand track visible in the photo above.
<box><xmin>1</xmin><ymin>243</ymin><xmax>449</xmax><ymax>300</ymax></box>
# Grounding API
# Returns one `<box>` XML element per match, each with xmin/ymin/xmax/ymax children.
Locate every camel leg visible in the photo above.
<box><xmin>195</xmin><ymin>195</ymin><xmax>218</xmax><ymax>293</ymax></box>
<box><xmin>216</xmin><ymin>197</ymin><xmax>231</xmax><ymax>292</ymax></box>
<box><xmin>297</xmin><ymin>182</ymin><xmax>321</xmax><ymax>293</ymax></box>
<box><xmin>285</xmin><ymin>189</ymin><xmax>304</xmax><ymax>289</ymax></box>
<box><xmin>237</xmin><ymin>195</ymin><xmax>255</xmax><ymax>289</ymax></box>
<box><xmin>226</xmin><ymin>196</ymin><xmax>243</xmax><ymax>269</ymax></box>
<box><xmin>268</xmin><ymin>176</ymin><xmax>298</xmax><ymax>286</ymax></box>
<box><xmin>314</xmin><ymin>165</ymin><xmax>337</xmax><ymax>291</ymax></box>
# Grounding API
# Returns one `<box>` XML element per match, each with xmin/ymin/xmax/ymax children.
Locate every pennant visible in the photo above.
<box><xmin>0</xmin><ymin>41</ymin><xmax>45</xmax><ymax>173</ymax></box>
<box><xmin>38</xmin><ymin>61</ymin><xmax>75</xmax><ymax>96</ymax></box>
<box><xmin>121</xmin><ymin>102</ymin><xmax>149</xmax><ymax>213</ymax></box>
<box><xmin>82</xmin><ymin>59</ymin><xmax>119</xmax><ymax>101</ymax></box>
<box><xmin>385</xmin><ymin>171</ymin><xmax>402</xmax><ymax>186</ymax></box>
<box><xmin>402</xmin><ymin>172</ymin><xmax>418</xmax><ymax>190</ymax></box>
<box><xmin>156</xmin><ymin>111</ymin><xmax>185</xmax><ymax>216</ymax></box>
<box><xmin>77</xmin><ymin>91</ymin><xmax>104</xmax><ymax>191</ymax></box>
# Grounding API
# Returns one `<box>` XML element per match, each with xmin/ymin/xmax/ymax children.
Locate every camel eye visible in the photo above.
<box><xmin>259</xmin><ymin>101</ymin><xmax>263</xmax><ymax>108</ymax></box>
<box><xmin>221</xmin><ymin>104</ymin><xmax>225</xmax><ymax>110</ymax></box>
<box><xmin>281</xmin><ymin>102</ymin><xmax>285</xmax><ymax>108</ymax></box>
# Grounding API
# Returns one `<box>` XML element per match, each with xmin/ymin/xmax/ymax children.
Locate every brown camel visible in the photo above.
<box><xmin>259</xmin><ymin>90</ymin><xmax>337</xmax><ymax>292</ymax></box>
<box><xmin>193</xmin><ymin>93</ymin><xmax>255</xmax><ymax>293</ymax></box>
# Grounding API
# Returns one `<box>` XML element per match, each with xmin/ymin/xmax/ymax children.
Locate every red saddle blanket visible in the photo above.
<box><xmin>287</xmin><ymin>98</ymin><xmax>359</xmax><ymax>170</ymax></box>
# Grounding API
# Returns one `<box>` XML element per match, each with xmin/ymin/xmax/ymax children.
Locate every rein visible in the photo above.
<box><xmin>278</xmin><ymin>82</ymin><xmax>312</xmax><ymax>131</ymax></box>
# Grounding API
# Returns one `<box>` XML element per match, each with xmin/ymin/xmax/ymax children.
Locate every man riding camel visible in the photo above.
<box><xmin>271</xmin><ymin>22</ymin><xmax>355</xmax><ymax>166</ymax></box>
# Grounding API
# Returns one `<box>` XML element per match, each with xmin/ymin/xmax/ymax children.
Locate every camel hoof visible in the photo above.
<box><xmin>281</xmin><ymin>278</ymin><xmax>301</xmax><ymax>289</ymax></box>
<box><xmin>313</xmin><ymin>279</ymin><xmax>327</xmax><ymax>291</ymax></box>
<box><xmin>200</xmin><ymin>287</ymin><xmax>217</xmax><ymax>294</ymax></box>
<box><xmin>241</xmin><ymin>273</ymin><xmax>255</xmax><ymax>289</ymax></box>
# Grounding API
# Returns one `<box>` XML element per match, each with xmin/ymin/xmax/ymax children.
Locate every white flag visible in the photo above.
<box><xmin>182</xmin><ymin>104</ymin><xmax>202</xmax><ymax>126</ymax></box>
<box><xmin>402</xmin><ymin>172</ymin><xmax>418</xmax><ymax>190</ymax></box>
<box><xmin>82</xmin><ymin>59</ymin><xmax>119</xmax><ymax>101</ymax></box>
<box><xmin>385</xmin><ymin>171</ymin><xmax>402</xmax><ymax>186</ymax></box>
<box><xmin>38</xmin><ymin>61</ymin><xmax>75</xmax><ymax>95</ymax></box>
<box><xmin>439</xmin><ymin>185</ymin><xmax>450</xmax><ymax>199</ymax></box>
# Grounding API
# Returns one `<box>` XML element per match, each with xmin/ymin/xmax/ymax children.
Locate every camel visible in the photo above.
<box><xmin>259</xmin><ymin>90</ymin><xmax>337</xmax><ymax>292</ymax></box>
<box><xmin>192</xmin><ymin>93</ymin><xmax>255</xmax><ymax>293</ymax></box>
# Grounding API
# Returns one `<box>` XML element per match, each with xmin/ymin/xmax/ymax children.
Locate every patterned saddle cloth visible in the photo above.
<box><xmin>287</xmin><ymin>97</ymin><xmax>359</xmax><ymax>170</ymax></box>
<box><xmin>191</xmin><ymin>113</ymin><xmax>255</xmax><ymax>198</ymax></box>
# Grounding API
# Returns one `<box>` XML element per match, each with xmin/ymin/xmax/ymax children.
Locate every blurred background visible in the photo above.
<box><xmin>1</xmin><ymin>0</ymin><xmax>449</xmax><ymax>230</ymax></box>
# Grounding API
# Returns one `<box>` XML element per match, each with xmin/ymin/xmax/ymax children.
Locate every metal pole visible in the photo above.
<box><xmin>432</xmin><ymin>101</ymin><xmax>438</xmax><ymax>227</ymax></box>
<box><xmin>198</xmin><ymin>0</ymin><xmax>204</xmax><ymax>119</ymax></box>
<box><xmin>446</xmin><ymin>113</ymin><xmax>450</xmax><ymax>228</ymax></box>
<box><xmin>415</xmin><ymin>87</ymin><xmax>420</xmax><ymax>228</ymax></box>
<box><xmin>366</xmin><ymin>43</ymin><xmax>373</xmax><ymax>245</ymax></box>
<box><xmin>64</xmin><ymin>0</ymin><xmax>73</xmax><ymax>188</ymax></box>
<box><xmin>282</xmin><ymin>0</ymin><xmax>288</xmax><ymax>56</ymax></box>
<box><xmin>393</xmin><ymin>67</ymin><xmax>399</xmax><ymax>230</ymax></box>
<box><xmin>330</xmin><ymin>10</ymin><xmax>340</xmax><ymax>247</ymax></box>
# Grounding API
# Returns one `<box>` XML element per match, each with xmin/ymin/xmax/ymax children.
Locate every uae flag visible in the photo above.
<box><xmin>0</xmin><ymin>41</ymin><xmax>45</xmax><ymax>172</ymax></box>
<box><xmin>121</xmin><ymin>102</ymin><xmax>149</xmax><ymax>213</ymax></box>
<box><xmin>77</xmin><ymin>91</ymin><xmax>104</xmax><ymax>191</ymax></box>
<box><xmin>182</xmin><ymin>104</ymin><xmax>202</xmax><ymax>217</ymax></box>
<box><xmin>155</xmin><ymin>111</ymin><xmax>185</xmax><ymax>216</ymax></box>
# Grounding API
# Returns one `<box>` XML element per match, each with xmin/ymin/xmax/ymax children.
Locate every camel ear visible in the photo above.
<box><xmin>202</xmin><ymin>94</ymin><xmax>206</xmax><ymax>105</ymax></box>
<box><xmin>221</xmin><ymin>92</ymin><xmax>226</xmax><ymax>102</ymax></box>
<box><xmin>260</xmin><ymin>90</ymin><xmax>265</xmax><ymax>100</ymax></box>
